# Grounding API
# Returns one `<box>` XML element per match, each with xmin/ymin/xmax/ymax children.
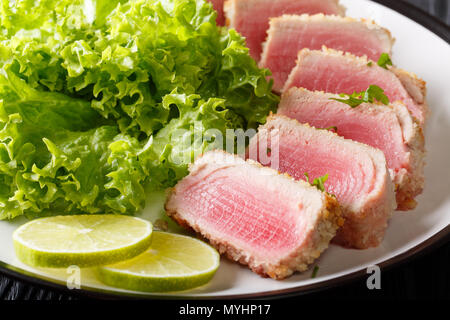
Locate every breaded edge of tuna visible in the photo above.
<box><xmin>279</xmin><ymin>88</ymin><xmax>425</xmax><ymax>211</ymax></box>
<box><xmin>283</xmin><ymin>47</ymin><xmax>429</xmax><ymax>125</ymax></box>
<box><xmin>165</xmin><ymin>150</ymin><xmax>343</xmax><ymax>280</ymax></box>
<box><xmin>224</xmin><ymin>0</ymin><xmax>346</xmax><ymax>27</ymax></box>
<box><xmin>392</xmin><ymin>102</ymin><xmax>425</xmax><ymax>210</ymax></box>
<box><xmin>260</xmin><ymin>13</ymin><xmax>394</xmax><ymax>66</ymax></box>
<box><xmin>258</xmin><ymin>115</ymin><xmax>396</xmax><ymax>249</ymax></box>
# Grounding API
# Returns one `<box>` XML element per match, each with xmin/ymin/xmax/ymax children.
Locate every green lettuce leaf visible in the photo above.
<box><xmin>1</xmin><ymin>0</ymin><xmax>277</xmax><ymax>134</ymax></box>
<box><xmin>0</xmin><ymin>0</ymin><xmax>278</xmax><ymax>220</ymax></box>
<box><xmin>140</xmin><ymin>91</ymin><xmax>243</xmax><ymax>189</ymax></box>
<box><xmin>0</xmin><ymin>71</ymin><xmax>147</xmax><ymax>219</ymax></box>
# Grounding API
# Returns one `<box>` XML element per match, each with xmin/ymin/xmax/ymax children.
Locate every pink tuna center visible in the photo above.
<box><xmin>181</xmin><ymin>173</ymin><xmax>305</xmax><ymax>257</ymax></box>
<box><xmin>265</xmin><ymin>24</ymin><xmax>385</xmax><ymax>90</ymax></box>
<box><xmin>235</xmin><ymin>2</ymin><xmax>342</xmax><ymax>60</ymax></box>
<box><xmin>288</xmin><ymin>56</ymin><xmax>423</xmax><ymax>121</ymax></box>
<box><xmin>281</xmin><ymin>103</ymin><xmax>409</xmax><ymax>172</ymax></box>
<box><xmin>274</xmin><ymin>136</ymin><xmax>377</xmax><ymax>206</ymax></box>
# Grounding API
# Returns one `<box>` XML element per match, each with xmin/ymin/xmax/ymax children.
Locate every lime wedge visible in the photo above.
<box><xmin>96</xmin><ymin>231</ymin><xmax>220</xmax><ymax>292</ymax></box>
<box><xmin>13</xmin><ymin>215</ymin><xmax>152</xmax><ymax>268</ymax></box>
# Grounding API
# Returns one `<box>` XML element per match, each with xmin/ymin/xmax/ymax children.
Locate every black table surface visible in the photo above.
<box><xmin>1</xmin><ymin>0</ymin><xmax>450</xmax><ymax>301</ymax></box>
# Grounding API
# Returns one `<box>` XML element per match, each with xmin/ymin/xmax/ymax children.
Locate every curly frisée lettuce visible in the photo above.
<box><xmin>0</xmin><ymin>0</ymin><xmax>278</xmax><ymax>220</ymax></box>
<box><xmin>0</xmin><ymin>70</ymin><xmax>146</xmax><ymax>219</ymax></box>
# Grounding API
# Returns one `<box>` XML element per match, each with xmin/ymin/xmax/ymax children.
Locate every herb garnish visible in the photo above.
<box><xmin>311</xmin><ymin>266</ymin><xmax>319</xmax><ymax>278</ymax></box>
<box><xmin>330</xmin><ymin>85</ymin><xmax>389</xmax><ymax>108</ymax></box>
<box><xmin>377</xmin><ymin>53</ymin><xmax>393</xmax><ymax>69</ymax></box>
<box><xmin>367</xmin><ymin>61</ymin><xmax>373</xmax><ymax>67</ymax></box>
<box><xmin>304</xmin><ymin>173</ymin><xmax>329</xmax><ymax>192</ymax></box>
<box><xmin>154</xmin><ymin>219</ymin><xmax>169</xmax><ymax>231</ymax></box>
<box><xmin>320</xmin><ymin>126</ymin><xmax>337</xmax><ymax>132</ymax></box>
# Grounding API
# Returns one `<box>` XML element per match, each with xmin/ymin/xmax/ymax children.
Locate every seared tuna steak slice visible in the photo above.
<box><xmin>208</xmin><ymin>0</ymin><xmax>226</xmax><ymax>25</ymax></box>
<box><xmin>248</xmin><ymin>115</ymin><xmax>396</xmax><ymax>249</ymax></box>
<box><xmin>278</xmin><ymin>88</ymin><xmax>425</xmax><ymax>210</ymax></box>
<box><xmin>283</xmin><ymin>48</ymin><xmax>428</xmax><ymax>124</ymax></box>
<box><xmin>260</xmin><ymin>14</ymin><xmax>394</xmax><ymax>92</ymax></box>
<box><xmin>224</xmin><ymin>0</ymin><xmax>345</xmax><ymax>60</ymax></box>
<box><xmin>165</xmin><ymin>150</ymin><xmax>342</xmax><ymax>279</ymax></box>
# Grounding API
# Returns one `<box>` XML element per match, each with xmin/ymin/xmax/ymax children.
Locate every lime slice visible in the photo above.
<box><xmin>13</xmin><ymin>215</ymin><xmax>153</xmax><ymax>268</ymax></box>
<box><xmin>96</xmin><ymin>231</ymin><xmax>220</xmax><ymax>292</ymax></box>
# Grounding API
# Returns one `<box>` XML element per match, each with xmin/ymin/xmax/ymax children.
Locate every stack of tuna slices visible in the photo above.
<box><xmin>166</xmin><ymin>0</ymin><xmax>427</xmax><ymax>280</ymax></box>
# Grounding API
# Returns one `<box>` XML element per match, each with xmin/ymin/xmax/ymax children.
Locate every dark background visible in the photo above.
<box><xmin>404</xmin><ymin>0</ymin><xmax>450</xmax><ymax>25</ymax></box>
<box><xmin>1</xmin><ymin>0</ymin><xmax>449</xmax><ymax>301</ymax></box>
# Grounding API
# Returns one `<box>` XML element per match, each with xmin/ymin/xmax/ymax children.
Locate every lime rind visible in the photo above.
<box><xmin>96</xmin><ymin>232</ymin><xmax>220</xmax><ymax>292</ymax></box>
<box><xmin>95</xmin><ymin>265</ymin><xmax>217</xmax><ymax>293</ymax></box>
<box><xmin>13</xmin><ymin>215</ymin><xmax>153</xmax><ymax>268</ymax></box>
<box><xmin>13</xmin><ymin>233</ymin><xmax>153</xmax><ymax>268</ymax></box>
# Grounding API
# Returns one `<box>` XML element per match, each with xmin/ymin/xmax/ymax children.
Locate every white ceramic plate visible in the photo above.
<box><xmin>1</xmin><ymin>0</ymin><xmax>449</xmax><ymax>298</ymax></box>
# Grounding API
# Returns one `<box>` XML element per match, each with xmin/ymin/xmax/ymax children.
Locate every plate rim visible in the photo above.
<box><xmin>1</xmin><ymin>225</ymin><xmax>449</xmax><ymax>300</ymax></box>
<box><xmin>0</xmin><ymin>0</ymin><xmax>449</xmax><ymax>300</ymax></box>
<box><xmin>371</xmin><ymin>0</ymin><xmax>450</xmax><ymax>43</ymax></box>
